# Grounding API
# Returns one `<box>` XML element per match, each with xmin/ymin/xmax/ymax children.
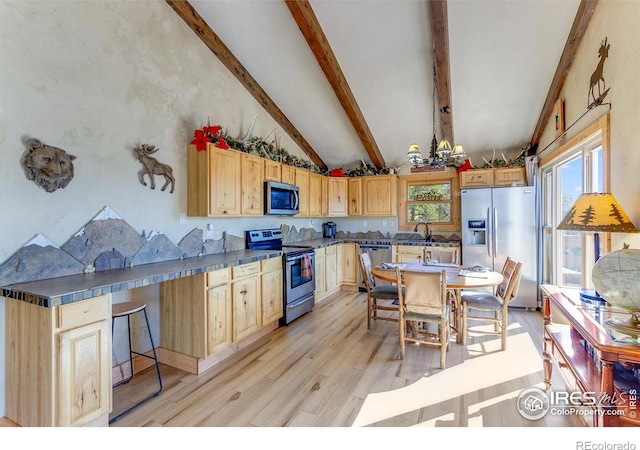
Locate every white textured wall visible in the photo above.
<box><xmin>537</xmin><ymin>1</ymin><xmax>640</xmax><ymax>250</ymax></box>
<box><xmin>0</xmin><ymin>0</ymin><xmax>316</xmax><ymax>418</ymax></box>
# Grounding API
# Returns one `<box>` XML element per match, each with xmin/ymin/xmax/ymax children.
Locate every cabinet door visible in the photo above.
<box><xmin>315</xmin><ymin>255</ymin><xmax>326</xmax><ymax>296</ymax></box>
<box><xmin>348</xmin><ymin>178</ymin><xmax>362</xmax><ymax>216</ymax></box>
<box><xmin>363</xmin><ymin>175</ymin><xmax>397</xmax><ymax>216</ymax></box>
<box><xmin>494</xmin><ymin>167</ymin><xmax>526</xmax><ymax>186</ymax></box>
<box><xmin>327</xmin><ymin>178</ymin><xmax>348</xmax><ymax>216</ymax></box>
<box><xmin>207</xmin><ymin>283</ymin><xmax>232</xmax><ymax>356</ymax></box>
<box><xmin>261</xmin><ymin>269</ymin><xmax>283</xmax><ymax>325</ymax></box>
<box><xmin>210</xmin><ymin>147</ymin><xmax>242</xmax><ymax>215</ymax></box>
<box><xmin>309</xmin><ymin>173</ymin><xmax>323</xmax><ymax>217</ymax></box>
<box><xmin>281</xmin><ymin>165</ymin><xmax>296</xmax><ymax>185</ymax></box>
<box><xmin>342</xmin><ymin>243</ymin><xmax>357</xmax><ymax>284</ymax></box>
<box><xmin>321</xmin><ymin>176</ymin><xmax>329</xmax><ymax>217</ymax></box>
<box><xmin>325</xmin><ymin>246</ymin><xmax>337</xmax><ymax>291</ymax></box>
<box><xmin>58</xmin><ymin>319</ymin><xmax>111</xmax><ymax>427</ymax></box>
<box><xmin>336</xmin><ymin>244</ymin><xmax>344</xmax><ymax>284</ymax></box>
<box><xmin>232</xmin><ymin>275</ymin><xmax>261</xmax><ymax>341</ymax></box>
<box><xmin>264</xmin><ymin>159</ymin><xmax>281</xmax><ymax>182</ymax></box>
<box><xmin>295</xmin><ymin>169</ymin><xmax>310</xmax><ymax>217</ymax></box>
<box><xmin>459</xmin><ymin>169</ymin><xmax>494</xmax><ymax>188</ymax></box>
<box><xmin>241</xmin><ymin>153</ymin><xmax>264</xmax><ymax>215</ymax></box>
<box><xmin>395</xmin><ymin>245</ymin><xmax>423</xmax><ymax>263</ymax></box>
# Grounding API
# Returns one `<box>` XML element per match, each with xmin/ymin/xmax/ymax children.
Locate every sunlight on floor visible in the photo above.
<box><xmin>352</xmin><ymin>331</ymin><xmax>542</xmax><ymax>427</ymax></box>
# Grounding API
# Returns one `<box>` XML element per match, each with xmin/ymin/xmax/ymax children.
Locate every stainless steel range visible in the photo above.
<box><xmin>246</xmin><ymin>229</ymin><xmax>315</xmax><ymax>325</ymax></box>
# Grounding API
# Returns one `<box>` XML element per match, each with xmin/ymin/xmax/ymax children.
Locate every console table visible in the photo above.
<box><xmin>540</xmin><ymin>284</ymin><xmax>640</xmax><ymax>427</ymax></box>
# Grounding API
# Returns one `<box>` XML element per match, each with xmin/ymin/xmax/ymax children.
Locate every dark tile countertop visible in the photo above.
<box><xmin>288</xmin><ymin>238</ymin><xmax>461</xmax><ymax>248</ymax></box>
<box><xmin>2</xmin><ymin>249</ymin><xmax>281</xmax><ymax>308</ymax></box>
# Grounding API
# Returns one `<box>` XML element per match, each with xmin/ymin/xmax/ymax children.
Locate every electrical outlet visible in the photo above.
<box><xmin>179</xmin><ymin>212</ymin><xmax>187</xmax><ymax>224</ymax></box>
<box><xmin>389</xmin><ymin>220</ymin><xmax>395</xmax><ymax>227</ymax></box>
<box><xmin>206</xmin><ymin>223</ymin><xmax>214</xmax><ymax>237</ymax></box>
<box><xmin>382</xmin><ymin>220</ymin><xmax>388</xmax><ymax>227</ymax></box>
<box><xmin>362</xmin><ymin>220</ymin><xmax>368</xmax><ymax>227</ymax></box>
<box><xmin>310</xmin><ymin>220</ymin><xmax>315</xmax><ymax>226</ymax></box>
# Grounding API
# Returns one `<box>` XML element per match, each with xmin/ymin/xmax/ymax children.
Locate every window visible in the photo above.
<box><xmin>540</xmin><ymin>115</ymin><xmax>609</xmax><ymax>289</ymax></box>
<box><xmin>398</xmin><ymin>173</ymin><xmax>460</xmax><ymax>232</ymax></box>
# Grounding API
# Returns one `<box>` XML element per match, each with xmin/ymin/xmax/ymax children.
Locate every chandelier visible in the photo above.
<box><xmin>407</xmin><ymin>65</ymin><xmax>466</xmax><ymax>170</ymax></box>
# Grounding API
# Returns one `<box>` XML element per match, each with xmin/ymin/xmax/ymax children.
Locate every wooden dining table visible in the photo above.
<box><xmin>371</xmin><ymin>262</ymin><xmax>504</xmax><ymax>343</ymax></box>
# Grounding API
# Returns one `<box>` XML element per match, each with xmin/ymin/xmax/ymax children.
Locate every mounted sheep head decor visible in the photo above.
<box><xmin>133</xmin><ymin>143</ymin><xmax>175</xmax><ymax>193</ymax></box>
<box><xmin>21</xmin><ymin>138</ymin><xmax>77</xmax><ymax>193</ymax></box>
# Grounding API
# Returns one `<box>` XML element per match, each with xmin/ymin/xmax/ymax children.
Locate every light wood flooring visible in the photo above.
<box><xmin>106</xmin><ymin>289</ymin><xmax>583</xmax><ymax>427</ymax></box>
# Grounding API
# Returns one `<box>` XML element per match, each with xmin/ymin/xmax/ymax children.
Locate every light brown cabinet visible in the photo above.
<box><xmin>362</xmin><ymin>175</ymin><xmax>397</xmax><ymax>216</ymax></box>
<box><xmin>341</xmin><ymin>243</ymin><xmax>358</xmax><ymax>285</ymax></box>
<box><xmin>241</xmin><ymin>153</ymin><xmax>264</xmax><ymax>215</ymax></box>
<box><xmin>327</xmin><ymin>177</ymin><xmax>348</xmax><ymax>216</ymax></box>
<box><xmin>321</xmin><ymin>176</ymin><xmax>329</xmax><ymax>217</ymax></box>
<box><xmin>348</xmin><ymin>178</ymin><xmax>362</xmax><ymax>216</ymax></box>
<box><xmin>5</xmin><ymin>295</ymin><xmax>112</xmax><ymax>427</ymax></box>
<box><xmin>315</xmin><ymin>247</ymin><xmax>326</xmax><ymax>298</ymax></box>
<box><xmin>264</xmin><ymin>159</ymin><xmax>281</xmax><ymax>182</ymax></box>
<box><xmin>309</xmin><ymin>172</ymin><xmax>323</xmax><ymax>217</ymax></box>
<box><xmin>232</xmin><ymin>263</ymin><xmax>261</xmax><ymax>341</ymax></box>
<box><xmin>325</xmin><ymin>245</ymin><xmax>338</xmax><ymax>292</ymax></box>
<box><xmin>281</xmin><ymin>165</ymin><xmax>296</xmax><ymax>185</ymax></box>
<box><xmin>295</xmin><ymin>168</ymin><xmax>310</xmax><ymax>217</ymax></box>
<box><xmin>394</xmin><ymin>245</ymin><xmax>424</xmax><ymax>263</ymax></box>
<box><xmin>460</xmin><ymin>167</ymin><xmax>526</xmax><ymax>188</ymax></box>
<box><xmin>261</xmin><ymin>258</ymin><xmax>283</xmax><ymax>325</ymax></box>
<box><xmin>207</xmin><ymin>282</ymin><xmax>232</xmax><ymax>356</ymax></box>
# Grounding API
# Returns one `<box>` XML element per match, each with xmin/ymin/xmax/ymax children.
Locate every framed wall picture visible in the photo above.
<box><xmin>553</xmin><ymin>98</ymin><xmax>565</xmax><ymax>137</ymax></box>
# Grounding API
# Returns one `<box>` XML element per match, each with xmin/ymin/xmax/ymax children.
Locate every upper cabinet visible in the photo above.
<box><xmin>362</xmin><ymin>175</ymin><xmax>397</xmax><ymax>216</ymax></box>
<box><xmin>327</xmin><ymin>177</ymin><xmax>348</xmax><ymax>217</ymax></box>
<box><xmin>295</xmin><ymin>168</ymin><xmax>310</xmax><ymax>217</ymax></box>
<box><xmin>240</xmin><ymin>153</ymin><xmax>264</xmax><ymax>215</ymax></box>
<box><xmin>309</xmin><ymin>173</ymin><xmax>323</xmax><ymax>217</ymax></box>
<box><xmin>348</xmin><ymin>178</ymin><xmax>362</xmax><ymax>216</ymax></box>
<box><xmin>264</xmin><ymin>159</ymin><xmax>281</xmax><ymax>182</ymax></box>
<box><xmin>281</xmin><ymin>164</ymin><xmax>296</xmax><ymax>185</ymax></box>
<box><xmin>459</xmin><ymin>167</ymin><xmax>526</xmax><ymax>188</ymax></box>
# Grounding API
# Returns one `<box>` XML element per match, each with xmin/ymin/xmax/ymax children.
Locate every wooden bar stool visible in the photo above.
<box><xmin>110</xmin><ymin>301</ymin><xmax>163</xmax><ymax>424</ymax></box>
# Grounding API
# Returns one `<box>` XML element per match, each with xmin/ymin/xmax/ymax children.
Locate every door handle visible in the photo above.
<box><xmin>493</xmin><ymin>207</ymin><xmax>498</xmax><ymax>256</ymax></box>
<box><xmin>293</xmin><ymin>191</ymin><xmax>299</xmax><ymax>210</ymax></box>
<box><xmin>486</xmin><ymin>207</ymin><xmax>492</xmax><ymax>258</ymax></box>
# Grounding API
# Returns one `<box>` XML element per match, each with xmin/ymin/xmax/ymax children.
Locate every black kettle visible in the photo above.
<box><xmin>323</xmin><ymin>222</ymin><xmax>337</xmax><ymax>239</ymax></box>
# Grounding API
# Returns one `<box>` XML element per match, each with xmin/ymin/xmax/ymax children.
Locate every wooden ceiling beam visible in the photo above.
<box><xmin>530</xmin><ymin>0</ymin><xmax>598</xmax><ymax>150</ymax></box>
<box><xmin>428</xmin><ymin>1</ymin><xmax>454</xmax><ymax>144</ymax></box>
<box><xmin>165</xmin><ymin>0</ymin><xmax>327</xmax><ymax>170</ymax></box>
<box><xmin>285</xmin><ymin>0</ymin><xmax>386</xmax><ymax>169</ymax></box>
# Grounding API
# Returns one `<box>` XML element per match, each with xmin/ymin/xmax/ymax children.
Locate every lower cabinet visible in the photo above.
<box><xmin>394</xmin><ymin>245</ymin><xmax>424</xmax><ymax>263</ymax></box>
<box><xmin>232</xmin><ymin>268</ymin><xmax>261</xmax><ymax>341</ymax></box>
<box><xmin>160</xmin><ymin>259</ymin><xmax>282</xmax><ymax>371</ymax></box>
<box><xmin>341</xmin><ymin>243</ymin><xmax>358</xmax><ymax>286</ymax></box>
<box><xmin>5</xmin><ymin>295</ymin><xmax>112</xmax><ymax>427</ymax></box>
<box><xmin>315</xmin><ymin>247</ymin><xmax>326</xmax><ymax>298</ymax></box>
<box><xmin>261</xmin><ymin>258</ymin><xmax>283</xmax><ymax>325</ymax></box>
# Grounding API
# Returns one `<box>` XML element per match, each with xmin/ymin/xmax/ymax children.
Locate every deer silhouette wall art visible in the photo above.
<box><xmin>133</xmin><ymin>144</ymin><xmax>175</xmax><ymax>193</ymax></box>
<box><xmin>588</xmin><ymin>37</ymin><xmax>610</xmax><ymax>108</ymax></box>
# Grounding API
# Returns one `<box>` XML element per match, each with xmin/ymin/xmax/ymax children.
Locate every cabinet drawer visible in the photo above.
<box><xmin>325</xmin><ymin>245</ymin><xmax>337</xmax><ymax>255</ymax></box>
<box><xmin>460</xmin><ymin>169</ymin><xmax>493</xmax><ymax>187</ymax></box>
<box><xmin>315</xmin><ymin>247</ymin><xmax>326</xmax><ymax>257</ymax></box>
<box><xmin>261</xmin><ymin>257</ymin><xmax>282</xmax><ymax>273</ymax></box>
<box><xmin>207</xmin><ymin>268</ymin><xmax>230</xmax><ymax>287</ymax></box>
<box><xmin>58</xmin><ymin>295</ymin><xmax>110</xmax><ymax>331</ymax></box>
<box><xmin>232</xmin><ymin>262</ymin><xmax>260</xmax><ymax>279</ymax></box>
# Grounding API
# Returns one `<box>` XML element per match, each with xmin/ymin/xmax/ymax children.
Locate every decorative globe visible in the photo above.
<box><xmin>592</xmin><ymin>248</ymin><xmax>640</xmax><ymax>319</ymax></box>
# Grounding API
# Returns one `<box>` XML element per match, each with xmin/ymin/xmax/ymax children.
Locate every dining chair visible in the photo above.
<box><xmin>395</xmin><ymin>267</ymin><xmax>451</xmax><ymax>369</ymax></box>
<box><xmin>460</xmin><ymin>257</ymin><xmax>523</xmax><ymax>350</ymax></box>
<box><xmin>359</xmin><ymin>252</ymin><xmax>400</xmax><ymax>329</ymax></box>
<box><xmin>424</xmin><ymin>248</ymin><xmax>459</xmax><ymax>264</ymax></box>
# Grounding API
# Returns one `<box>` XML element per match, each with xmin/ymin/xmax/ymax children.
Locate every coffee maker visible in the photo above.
<box><xmin>323</xmin><ymin>222</ymin><xmax>337</xmax><ymax>239</ymax></box>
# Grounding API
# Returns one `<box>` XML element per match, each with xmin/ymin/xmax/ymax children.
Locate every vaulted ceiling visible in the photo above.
<box><xmin>167</xmin><ymin>0</ymin><xmax>593</xmax><ymax>171</ymax></box>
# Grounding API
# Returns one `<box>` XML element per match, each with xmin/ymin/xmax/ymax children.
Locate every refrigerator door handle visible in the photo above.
<box><xmin>486</xmin><ymin>207</ymin><xmax>492</xmax><ymax>258</ymax></box>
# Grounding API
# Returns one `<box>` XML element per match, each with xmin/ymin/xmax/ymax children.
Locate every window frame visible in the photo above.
<box><xmin>398</xmin><ymin>172</ymin><xmax>460</xmax><ymax>232</ymax></box>
<box><xmin>539</xmin><ymin>114</ymin><xmax>610</xmax><ymax>288</ymax></box>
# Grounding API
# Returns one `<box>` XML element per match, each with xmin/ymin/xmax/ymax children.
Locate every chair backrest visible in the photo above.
<box><xmin>358</xmin><ymin>252</ymin><xmax>376</xmax><ymax>291</ymax></box>
<box><xmin>396</xmin><ymin>267</ymin><xmax>448</xmax><ymax>316</ymax></box>
<box><xmin>424</xmin><ymin>248</ymin><xmax>458</xmax><ymax>264</ymax></box>
<box><xmin>496</xmin><ymin>257</ymin><xmax>523</xmax><ymax>304</ymax></box>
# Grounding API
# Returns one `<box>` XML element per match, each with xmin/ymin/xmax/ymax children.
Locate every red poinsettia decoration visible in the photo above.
<box><xmin>191</xmin><ymin>124</ymin><xmax>229</xmax><ymax>151</ymax></box>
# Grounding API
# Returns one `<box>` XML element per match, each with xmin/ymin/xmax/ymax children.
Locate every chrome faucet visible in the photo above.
<box><xmin>414</xmin><ymin>222</ymin><xmax>432</xmax><ymax>241</ymax></box>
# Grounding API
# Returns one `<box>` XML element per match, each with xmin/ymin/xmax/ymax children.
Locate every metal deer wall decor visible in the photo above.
<box><xmin>21</xmin><ymin>138</ymin><xmax>77</xmax><ymax>193</ymax></box>
<box><xmin>133</xmin><ymin>144</ymin><xmax>175</xmax><ymax>193</ymax></box>
<box><xmin>588</xmin><ymin>37</ymin><xmax>610</xmax><ymax>108</ymax></box>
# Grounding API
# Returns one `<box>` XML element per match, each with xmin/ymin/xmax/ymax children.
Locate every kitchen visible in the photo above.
<box><xmin>1</xmin><ymin>0</ymin><xmax>640</xmax><ymax>439</ymax></box>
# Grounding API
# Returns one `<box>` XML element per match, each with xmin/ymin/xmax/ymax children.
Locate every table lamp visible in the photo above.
<box><xmin>556</xmin><ymin>192</ymin><xmax>638</xmax><ymax>303</ymax></box>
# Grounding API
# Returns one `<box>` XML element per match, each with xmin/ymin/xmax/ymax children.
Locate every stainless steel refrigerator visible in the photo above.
<box><xmin>460</xmin><ymin>186</ymin><xmax>538</xmax><ymax>309</ymax></box>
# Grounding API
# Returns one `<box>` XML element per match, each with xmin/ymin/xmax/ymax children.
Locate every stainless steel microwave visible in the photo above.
<box><xmin>264</xmin><ymin>181</ymin><xmax>299</xmax><ymax>216</ymax></box>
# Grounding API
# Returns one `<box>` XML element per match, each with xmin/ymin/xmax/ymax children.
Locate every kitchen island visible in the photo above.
<box><xmin>2</xmin><ymin>249</ymin><xmax>282</xmax><ymax>427</ymax></box>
